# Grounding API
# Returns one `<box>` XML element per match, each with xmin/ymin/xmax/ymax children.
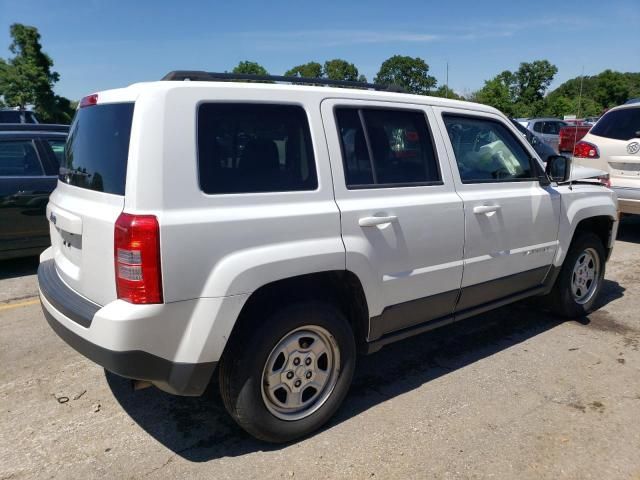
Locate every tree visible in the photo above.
<box><xmin>323</xmin><ymin>59</ymin><xmax>364</xmax><ymax>82</ymax></box>
<box><xmin>473</xmin><ymin>71</ymin><xmax>518</xmax><ymax>116</ymax></box>
<box><xmin>0</xmin><ymin>25</ymin><xmax>56</xmax><ymax>113</ymax></box>
<box><xmin>472</xmin><ymin>60</ymin><xmax>557</xmax><ymax>117</ymax></box>
<box><xmin>431</xmin><ymin>85</ymin><xmax>464</xmax><ymax>100</ymax></box>
<box><xmin>0</xmin><ymin>24</ymin><xmax>74</xmax><ymax>123</ymax></box>
<box><xmin>232</xmin><ymin>61</ymin><xmax>268</xmax><ymax>76</ymax></box>
<box><xmin>374</xmin><ymin>55</ymin><xmax>436</xmax><ymax>95</ymax></box>
<box><xmin>543</xmin><ymin>70</ymin><xmax>640</xmax><ymax>118</ymax></box>
<box><xmin>285</xmin><ymin>62</ymin><xmax>323</xmax><ymax>78</ymax></box>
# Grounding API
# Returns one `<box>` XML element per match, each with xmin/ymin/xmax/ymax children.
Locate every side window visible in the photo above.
<box><xmin>443</xmin><ymin>115</ymin><xmax>535</xmax><ymax>183</ymax></box>
<box><xmin>197</xmin><ymin>104</ymin><xmax>317</xmax><ymax>194</ymax></box>
<box><xmin>335</xmin><ymin>107</ymin><xmax>441</xmax><ymax>188</ymax></box>
<box><xmin>47</xmin><ymin>139</ymin><xmax>65</xmax><ymax>167</ymax></box>
<box><xmin>532</xmin><ymin>122</ymin><xmax>543</xmax><ymax>133</ymax></box>
<box><xmin>0</xmin><ymin>140</ymin><xmax>44</xmax><ymax>176</ymax></box>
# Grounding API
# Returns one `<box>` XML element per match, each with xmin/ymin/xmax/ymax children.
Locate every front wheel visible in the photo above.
<box><xmin>219</xmin><ymin>301</ymin><xmax>356</xmax><ymax>443</ymax></box>
<box><xmin>546</xmin><ymin>232</ymin><xmax>606</xmax><ymax>318</ymax></box>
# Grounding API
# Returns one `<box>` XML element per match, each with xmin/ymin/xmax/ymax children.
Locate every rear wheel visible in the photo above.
<box><xmin>546</xmin><ymin>232</ymin><xmax>606</xmax><ymax>318</ymax></box>
<box><xmin>219</xmin><ymin>301</ymin><xmax>355</xmax><ymax>443</ymax></box>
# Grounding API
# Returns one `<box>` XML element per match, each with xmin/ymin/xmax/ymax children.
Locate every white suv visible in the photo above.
<box><xmin>572</xmin><ymin>102</ymin><xmax>640</xmax><ymax>214</ymax></box>
<box><xmin>38</xmin><ymin>72</ymin><xmax>618</xmax><ymax>443</ymax></box>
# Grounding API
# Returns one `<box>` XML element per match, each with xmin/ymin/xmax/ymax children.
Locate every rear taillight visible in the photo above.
<box><xmin>573</xmin><ymin>141</ymin><xmax>600</xmax><ymax>159</ymax></box>
<box><xmin>79</xmin><ymin>94</ymin><xmax>98</xmax><ymax>108</ymax></box>
<box><xmin>114</xmin><ymin>213</ymin><xmax>163</xmax><ymax>304</ymax></box>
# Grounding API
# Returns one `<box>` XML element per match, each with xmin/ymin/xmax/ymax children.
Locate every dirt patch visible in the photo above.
<box><xmin>589</xmin><ymin>401</ymin><xmax>605</xmax><ymax>413</ymax></box>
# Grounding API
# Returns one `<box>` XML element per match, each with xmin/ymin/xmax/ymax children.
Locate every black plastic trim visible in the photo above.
<box><xmin>41</xmin><ymin>304</ymin><xmax>216</xmax><ymax>396</ymax></box>
<box><xmin>456</xmin><ymin>266</ymin><xmax>549</xmax><ymax>311</ymax></box>
<box><xmin>369</xmin><ymin>289</ymin><xmax>459</xmax><ymax>340</ymax></box>
<box><xmin>366</xmin><ymin>265</ymin><xmax>558</xmax><ymax>353</ymax></box>
<box><xmin>38</xmin><ymin>260</ymin><xmax>100</xmax><ymax>328</ymax></box>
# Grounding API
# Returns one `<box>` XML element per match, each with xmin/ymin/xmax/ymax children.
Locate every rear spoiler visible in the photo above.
<box><xmin>0</xmin><ymin>123</ymin><xmax>69</xmax><ymax>133</ymax></box>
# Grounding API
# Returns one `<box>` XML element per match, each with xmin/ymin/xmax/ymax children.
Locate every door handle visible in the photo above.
<box><xmin>358</xmin><ymin>215</ymin><xmax>398</xmax><ymax>227</ymax></box>
<box><xmin>473</xmin><ymin>205</ymin><xmax>501</xmax><ymax>215</ymax></box>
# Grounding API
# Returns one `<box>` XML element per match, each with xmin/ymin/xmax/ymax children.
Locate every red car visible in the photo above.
<box><xmin>559</xmin><ymin>124</ymin><xmax>591</xmax><ymax>153</ymax></box>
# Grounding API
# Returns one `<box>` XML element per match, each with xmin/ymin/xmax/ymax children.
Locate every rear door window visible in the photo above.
<box><xmin>0</xmin><ymin>140</ymin><xmax>44</xmax><ymax>176</ymax></box>
<box><xmin>335</xmin><ymin>107</ymin><xmax>441</xmax><ymax>188</ymax></box>
<box><xmin>590</xmin><ymin>108</ymin><xmax>640</xmax><ymax>141</ymax></box>
<box><xmin>541</xmin><ymin>121</ymin><xmax>566</xmax><ymax>135</ymax></box>
<box><xmin>60</xmin><ymin>103</ymin><xmax>134</xmax><ymax>195</ymax></box>
<box><xmin>197</xmin><ymin>104</ymin><xmax>317</xmax><ymax>194</ymax></box>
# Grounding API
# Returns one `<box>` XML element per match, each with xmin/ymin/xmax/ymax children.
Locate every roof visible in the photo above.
<box><xmin>91</xmin><ymin>78</ymin><xmax>501</xmax><ymax>116</ymax></box>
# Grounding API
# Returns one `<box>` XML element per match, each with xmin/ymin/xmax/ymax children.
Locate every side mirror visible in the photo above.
<box><xmin>545</xmin><ymin>155</ymin><xmax>571</xmax><ymax>183</ymax></box>
<box><xmin>530</xmin><ymin>135</ymin><xmax>539</xmax><ymax>146</ymax></box>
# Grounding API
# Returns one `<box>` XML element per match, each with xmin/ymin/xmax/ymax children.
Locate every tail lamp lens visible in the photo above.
<box><xmin>573</xmin><ymin>141</ymin><xmax>600</xmax><ymax>159</ymax></box>
<box><xmin>114</xmin><ymin>213</ymin><xmax>163</xmax><ymax>304</ymax></box>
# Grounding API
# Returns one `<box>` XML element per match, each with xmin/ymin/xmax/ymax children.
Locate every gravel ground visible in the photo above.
<box><xmin>1</xmin><ymin>218</ymin><xmax>639</xmax><ymax>479</ymax></box>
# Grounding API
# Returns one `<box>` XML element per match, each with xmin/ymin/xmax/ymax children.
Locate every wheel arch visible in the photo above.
<box><xmin>221</xmin><ymin>270</ymin><xmax>371</xmax><ymax>359</ymax></box>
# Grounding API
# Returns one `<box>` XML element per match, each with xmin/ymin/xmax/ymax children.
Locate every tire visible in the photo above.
<box><xmin>219</xmin><ymin>301</ymin><xmax>356</xmax><ymax>443</ymax></box>
<box><xmin>546</xmin><ymin>232</ymin><xmax>606</xmax><ymax>318</ymax></box>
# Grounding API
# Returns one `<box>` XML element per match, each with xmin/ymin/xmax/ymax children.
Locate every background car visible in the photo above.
<box><xmin>510</xmin><ymin>118</ymin><xmax>557</xmax><ymax>163</ymax></box>
<box><xmin>572</xmin><ymin>102</ymin><xmax>640</xmax><ymax>214</ymax></box>
<box><xmin>0</xmin><ymin>123</ymin><xmax>68</xmax><ymax>260</ymax></box>
<box><xmin>0</xmin><ymin>109</ymin><xmax>39</xmax><ymax>124</ymax></box>
<box><xmin>525</xmin><ymin>118</ymin><xmax>568</xmax><ymax>153</ymax></box>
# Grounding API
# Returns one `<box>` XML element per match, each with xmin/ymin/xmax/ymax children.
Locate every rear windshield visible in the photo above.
<box><xmin>590</xmin><ymin>108</ymin><xmax>640</xmax><ymax>141</ymax></box>
<box><xmin>60</xmin><ymin>103</ymin><xmax>134</xmax><ymax>195</ymax></box>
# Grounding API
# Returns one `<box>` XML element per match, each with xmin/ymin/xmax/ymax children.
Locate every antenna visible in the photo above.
<box><xmin>572</xmin><ymin>66</ymin><xmax>585</xmax><ymax>153</ymax></box>
<box><xmin>445</xmin><ymin>61</ymin><xmax>449</xmax><ymax>98</ymax></box>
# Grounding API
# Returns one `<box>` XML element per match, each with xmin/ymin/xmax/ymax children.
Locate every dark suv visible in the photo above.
<box><xmin>0</xmin><ymin>124</ymin><xmax>68</xmax><ymax>260</ymax></box>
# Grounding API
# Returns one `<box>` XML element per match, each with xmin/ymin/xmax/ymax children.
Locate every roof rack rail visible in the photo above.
<box><xmin>161</xmin><ymin>70</ymin><xmax>406</xmax><ymax>93</ymax></box>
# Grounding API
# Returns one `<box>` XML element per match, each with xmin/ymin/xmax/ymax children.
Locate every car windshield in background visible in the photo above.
<box><xmin>60</xmin><ymin>103</ymin><xmax>134</xmax><ymax>195</ymax></box>
<box><xmin>590</xmin><ymin>108</ymin><xmax>640</xmax><ymax>141</ymax></box>
<box><xmin>0</xmin><ymin>110</ymin><xmax>38</xmax><ymax>124</ymax></box>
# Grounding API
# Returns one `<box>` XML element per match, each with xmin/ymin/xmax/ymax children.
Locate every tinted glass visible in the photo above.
<box><xmin>198</xmin><ymin>104</ymin><xmax>317</xmax><ymax>194</ymax></box>
<box><xmin>61</xmin><ymin>103</ymin><xmax>134</xmax><ymax>195</ymax></box>
<box><xmin>47</xmin><ymin>139</ymin><xmax>65</xmax><ymax>167</ymax></box>
<box><xmin>0</xmin><ymin>140</ymin><xmax>43</xmax><ymax>176</ymax></box>
<box><xmin>590</xmin><ymin>108</ymin><xmax>640</xmax><ymax>141</ymax></box>
<box><xmin>335</xmin><ymin>109</ymin><xmax>374</xmax><ymax>186</ymax></box>
<box><xmin>335</xmin><ymin>108</ymin><xmax>440</xmax><ymax>188</ymax></box>
<box><xmin>0</xmin><ymin>111</ymin><xmax>38</xmax><ymax>124</ymax></box>
<box><xmin>444</xmin><ymin>115</ymin><xmax>534</xmax><ymax>182</ymax></box>
<box><xmin>541</xmin><ymin>121</ymin><xmax>566</xmax><ymax>135</ymax></box>
<box><xmin>532</xmin><ymin>122</ymin><xmax>543</xmax><ymax>133</ymax></box>
<box><xmin>363</xmin><ymin>109</ymin><xmax>439</xmax><ymax>185</ymax></box>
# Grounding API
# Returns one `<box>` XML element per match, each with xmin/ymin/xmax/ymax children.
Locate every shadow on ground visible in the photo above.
<box><xmin>106</xmin><ymin>278</ymin><xmax>625</xmax><ymax>462</ymax></box>
<box><xmin>0</xmin><ymin>256</ymin><xmax>39</xmax><ymax>281</ymax></box>
<box><xmin>617</xmin><ymin>215</ymin><xmax>640</xmax><ymax>243</ymax></box>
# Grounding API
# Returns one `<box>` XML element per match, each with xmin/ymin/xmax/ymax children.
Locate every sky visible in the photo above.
<box><xmin>0</xmin><ymin>0</ymin><xmax>638</xmax><ymax>101</ymax></box>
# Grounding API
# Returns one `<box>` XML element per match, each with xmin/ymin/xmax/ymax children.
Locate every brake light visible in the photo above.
<box><xmin>79</xmin><ymin>94</ymin><xmax>98</xmax><ymax>108</ymax></box>
<box><xmin>114</xmin><ymin>213</ymin><xmax>163</xmax><ymax>304</ymax></box>
<box><xmin>573</xmin><ymin>141</ymin><xmax>600</xmax><ymax>159</ymax></box>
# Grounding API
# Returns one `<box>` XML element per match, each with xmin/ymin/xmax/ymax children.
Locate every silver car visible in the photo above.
<box><xmin>526</xmin><ymin>118</ymin><xmax>568</xmax><ymax>153</ymax></box>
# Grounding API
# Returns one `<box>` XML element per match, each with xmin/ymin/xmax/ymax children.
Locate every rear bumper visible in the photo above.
<box><xmin>611</xmin><ymin>186</ymin><xmax>640</xmax><ymax>215</ymax></box>
<box><xmin>38</xmin><ymin>259</ymin><xmax>216</xmax><ymax>396</ymax></box>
